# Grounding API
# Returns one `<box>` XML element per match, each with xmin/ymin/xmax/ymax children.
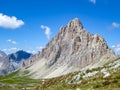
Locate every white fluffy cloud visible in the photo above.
<box><xmin>3</xmin><ymin>47</ymin><xmax>18</xmax><ymax>52</ymax></box>
<box><xmin>40</xmin><ymin>25</ymin><xmax>51</xmax><ymax>39</ymax></box>
<box><xmin>112</xmin><ymin>22</ymin><xmax>120</xmax><ymax>28</ymax></box>
<box><xmin>27</xmin><ymin>50</ymin><xmax>36</xmax><ymax>54</ymax></box>
<box><xmin>89</xmin><ymin>0</ymin><xmax>96</xmax><ymax>4</ymax></box>
<box><xmin>2</xmin><ymin>47</ymin><xmax>20</xmax><ymax>54</ymax></box>
<box><xmin>8</xmin><ymin>47</ymin><xmax>18</xmax><ymax>51</ymax></box>
<box><xmin>36</xmin><ymin>46</ymin><xmax>43</xmax><ymax>51</ymax></box>
<box><xmin>112</xmin><ymin>44</ymin><xmax>120</xmax><ymax>54</ymax></box>
<box><xmin>7</xmin><ymin>39</ymin><xmax>17</xmax><ymax>44</ymax></box>
<box><xmin>0</xmin><ymin>13</ymin><xmax>24</xmax><ymax>29</ymax></box>
<box><xmin>27</xmin><ymin>46</ymin><xmax>43</xmax><ymax>54</ymax></box>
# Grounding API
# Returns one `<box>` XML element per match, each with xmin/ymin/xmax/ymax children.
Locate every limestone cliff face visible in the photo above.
<box><xmin>23</xmin><ymin>18</ymin><xmax>115</xmax><ymax>78</ymax></box>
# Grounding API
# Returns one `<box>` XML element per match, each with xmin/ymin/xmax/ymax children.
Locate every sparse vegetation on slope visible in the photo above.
<box><xmin>0</xmin><ymin>58</ymin><xmax>120</xmax><ymax>90</ymax></box>
<box><xmin>31</xmin><ymin>57</ymin><xmax>120</xmax><ymax>90</ymax></box>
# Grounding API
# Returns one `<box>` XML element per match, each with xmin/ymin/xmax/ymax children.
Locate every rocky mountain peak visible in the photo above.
<box><xmin>8</xmin><ymin>50</ymin><xmax>32</xmax><ymax>62</ymax></box>
<box><xmin>23</xmin><ymin>18</ymin><xmax>116</xmax><ymax>79</ymax></box>
<box><xmin>67</xmin><ymin>18</ymin><xmax>83</xmax><ymax>29</ymax></box>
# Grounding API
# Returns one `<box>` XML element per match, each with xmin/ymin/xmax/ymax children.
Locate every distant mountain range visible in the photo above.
<box><xmin>0</xmin><ymin>50</ymin><xmax>32</xmax><ymax>75</ymax></box>
<box><xmin>8</xmin><ymin>50</ymin><xmax>32</xmax><ymax>62</ymax></box>
<box><xmin>0</xmin><ymin>50</ymin><xmax>6</xmax><ymax>58</ymax></box>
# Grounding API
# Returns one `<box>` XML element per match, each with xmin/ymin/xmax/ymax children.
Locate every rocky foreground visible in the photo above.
<box><xmin>31</xmin><ymin>56</ymin><xmax>120</xmax><ymax>90</ymax></box>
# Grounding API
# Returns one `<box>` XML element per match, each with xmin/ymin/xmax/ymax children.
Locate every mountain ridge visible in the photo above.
<box><xmin>0</xmin><ymin>50</ymin><xmax>32</xmax><ymax>75</ymax></box>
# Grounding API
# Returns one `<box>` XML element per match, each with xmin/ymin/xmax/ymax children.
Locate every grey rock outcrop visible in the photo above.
<box><xmin>23</xmin><ymin>18</ymin><xmax>116</xmax><ymax>78</ymax></box>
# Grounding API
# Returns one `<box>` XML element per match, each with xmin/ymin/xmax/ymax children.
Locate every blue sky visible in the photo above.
<box><xmin>0</xmin><ymin>0</ymin><xmax>120</xmax><ymax>54</ymax></box>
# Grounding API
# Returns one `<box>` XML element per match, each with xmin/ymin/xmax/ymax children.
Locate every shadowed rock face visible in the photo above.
<box><xmin>8</xmin><ymin>50</ymin><xmax>32</xmax><ymax>62</ymax></box>
<box><xmin>23</xmin><ymin>18</ymin><xmax>116</xmax><ymax>79</ymax></box>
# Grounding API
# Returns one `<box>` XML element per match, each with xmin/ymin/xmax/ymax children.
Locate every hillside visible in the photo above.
<box><xmin>0</xmin><ymin>57</ymin><xmax>120</xmax><ymax>90</ymax></box>
<box><xmin>31</xmin><ymin>57</ymin><xmax>120</xmax><ymax>90</ymax></box>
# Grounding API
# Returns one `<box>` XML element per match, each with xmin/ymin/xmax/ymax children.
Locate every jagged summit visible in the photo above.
<box><xmin>67</xmin><ymin>18</ymin><xmax>83</xmax><ymax>29</ymax></box>
<box><xmin>22</xmin><ymin>18</ymin><xmax>116</xmax><ymax>79</ymax></box>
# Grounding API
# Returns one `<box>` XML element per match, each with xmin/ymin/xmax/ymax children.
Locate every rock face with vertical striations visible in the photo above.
<box><xmin>23</xmin><ymin>18</ymin><xmax>116</xmax><ymax>79</ymax></box>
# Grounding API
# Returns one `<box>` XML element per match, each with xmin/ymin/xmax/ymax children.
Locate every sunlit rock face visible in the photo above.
<box><xmin>23</xmin><ymin>18</ymin><xmax>116</xmax><ymax>79</ymax></box>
